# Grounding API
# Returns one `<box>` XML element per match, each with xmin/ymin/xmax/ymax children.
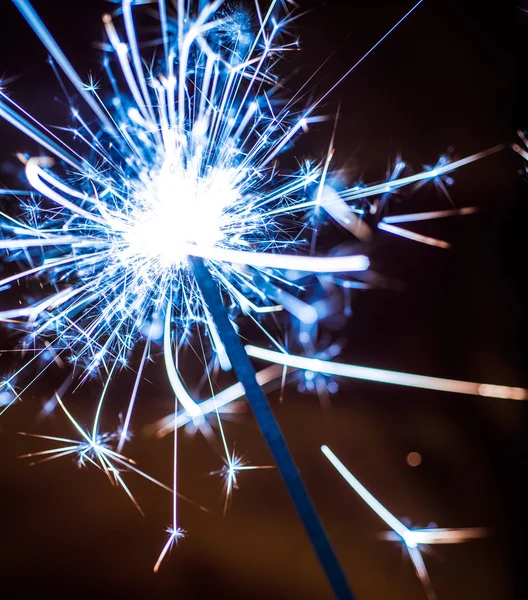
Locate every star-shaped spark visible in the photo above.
<box><xmin>210</xmin><ymin>449</ymin><xmax>274</xmax><ymax>515</ymax></box>
<box><xmin>19</xmin><ymin>393</ymin><xmax>175</xmax><ymax>514</ymax></box>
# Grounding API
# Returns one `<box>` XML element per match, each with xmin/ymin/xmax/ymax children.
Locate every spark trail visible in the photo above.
<box><xmin>322</xmin><ymin>445</ymin><xmax>488</xmax><ymax>600</ymax></box>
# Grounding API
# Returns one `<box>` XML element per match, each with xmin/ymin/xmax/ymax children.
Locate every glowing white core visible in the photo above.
<box><xmin>122</xmin><ymin>160</ymin><xmax>238</xmax><ymax>268</ymax></box>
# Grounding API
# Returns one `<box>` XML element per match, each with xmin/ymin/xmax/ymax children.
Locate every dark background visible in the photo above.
<box><xmin>0</xmin><ymin>0</ymin><xmax>525</xmax><ymax>598</ymax></box>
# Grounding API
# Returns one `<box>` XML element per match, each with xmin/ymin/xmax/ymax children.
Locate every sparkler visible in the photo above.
<box><xmin>0</xmin><ymin>0</ymin><xmax>524</xmax><ymax>597</ymax></box>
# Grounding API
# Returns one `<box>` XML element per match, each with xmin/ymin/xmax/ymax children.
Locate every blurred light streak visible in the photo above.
<box><xmin>246</xmin><ymin>346</ymin><xmax>527</xmax><ymax>400</ymax></box>
<box><xmin>322</xmin><ymin>445</ymin><xmax>487</xmax><ymax>600</ymax></box>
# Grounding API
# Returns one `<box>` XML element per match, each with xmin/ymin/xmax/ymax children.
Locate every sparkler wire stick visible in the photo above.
<box><xmin>190</xmin><ymin>256</ymin><xmax>354</xmax><ymax>600</ymax></box>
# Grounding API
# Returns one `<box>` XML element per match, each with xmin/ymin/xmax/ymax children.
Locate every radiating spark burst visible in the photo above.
<box><xmin>210</xmin><ymin>450</ymin><xmax>274</xmax><ymax>514</ymax></box>
<box><xmin>322</xmin><ymin>445</ymin><xmax>488</xmax><ymax>600</ymax></box>
<box><xmin>19</xmin><ymin>393</ymin><xmax>176</xmax><ymax>515</ymax></box>
<box><xmin>0</xmin><ymin>0</ymin><xmax>524</xmax><ymax>590</ymax></box>
<box><xmin>0</xmin><ymin>0</ymin><xmax>370</xmax><ymax>419</ymax></box>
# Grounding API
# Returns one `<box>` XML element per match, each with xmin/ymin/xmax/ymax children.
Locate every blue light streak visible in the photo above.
<box><xmin>322</xmin><ymin>445</ymin><xmax>488</xmax><ymax>600</ymax></box>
